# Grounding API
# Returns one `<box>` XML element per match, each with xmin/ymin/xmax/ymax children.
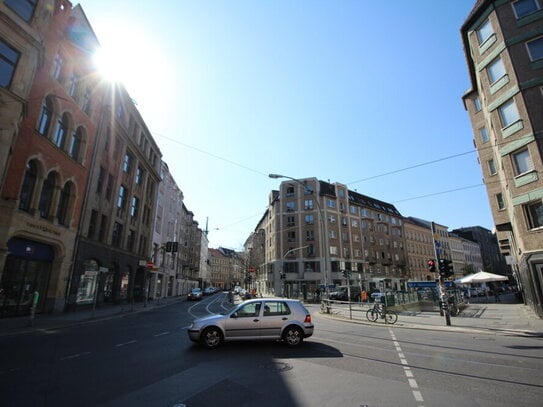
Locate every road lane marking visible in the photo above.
<box><xmin>154</xmin><ymin>331</ymin><xmax>170</xmax><ymax>337</ymax></box>
<box><xmin>60</xmin><ymin>351</ymin><xmax>91</xmax><ymax>361</ymax></box>
<box><xmin>116</xmin><ymin>340</ymin><xmax>137</xmax><ymax>347</ymax></box>
<box><xmin>389</xmin><ymin>328</ymin><xmax>425</xmax><ymax>407</ymax></box>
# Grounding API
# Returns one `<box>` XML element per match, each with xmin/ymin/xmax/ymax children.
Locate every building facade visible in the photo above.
<box><xmin>403</xmin><ymin>217</ymin><xmax>436</xmax><ymax>281</ymax></box>
<box><xmin>262</xmin><ymin>178</ymin><xmax>408</xmax><ymax>299</ymax></box>
<box><xmin>0</xmin><ymin>0</ymin><xmax>206</xmax><ymax>316</ymax></box>
<box><xmin>0</xmin><ymin>0</ymin><xmax>102</xmax><ymax>315</ymax></box>
<box><xmin>461</xmin><ymin>0</ymin><xmax>543</xmax><ymax>316</ymax></box>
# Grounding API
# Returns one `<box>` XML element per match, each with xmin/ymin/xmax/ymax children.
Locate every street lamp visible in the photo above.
<box><xmin>269</xmin><ymin>173</ymin><xmax>329</xmax><ymax>295</ymax></box>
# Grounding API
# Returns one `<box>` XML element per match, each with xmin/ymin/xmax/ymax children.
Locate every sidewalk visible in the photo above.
<box><xmin>316</xmin><ymin>300</ymin><xmax>543</xmax><ymax>337</ymax></box>
<box><xmin>2</xmin><ymin>294</ymin><xmax>542</xmax><ymax>338</ymax></box>
<box><xmin>0</xmin><ymin>295</ymin><xmax>187</xmax><ymax>337</ymax></box>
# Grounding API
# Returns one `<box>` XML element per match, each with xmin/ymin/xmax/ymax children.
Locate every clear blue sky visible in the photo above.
<box><xmin>82</xmin><ymin>0</ymin><xmax>492</xmax><ymax>250</ymax></box>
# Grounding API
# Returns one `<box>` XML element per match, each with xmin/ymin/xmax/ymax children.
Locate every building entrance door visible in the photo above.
<box><xmin>1</xmin><ymin>255</ymin><xmax>51</xmax><ymax>317</ymax></box>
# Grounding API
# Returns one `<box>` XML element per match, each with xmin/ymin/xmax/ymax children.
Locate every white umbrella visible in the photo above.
<box><xmin>457</xmin><ymin>271</ymin><xmax>509</xmax><ymax>284</ymax></box>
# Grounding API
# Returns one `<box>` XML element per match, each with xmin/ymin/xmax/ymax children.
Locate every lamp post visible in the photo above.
<box><xmin>269</xmin><ymin>174</ymin><xmax>329</xmax><ymax>296</ymax></box>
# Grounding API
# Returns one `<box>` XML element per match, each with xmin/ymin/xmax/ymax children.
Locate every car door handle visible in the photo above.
<box><xmin>253</xmin><ymin>319</ymin><xmax>259</xmax><ymax>322</ymax></box>
<box><xmin>282</xmin><ymin>317</ymin><xmax>288</xmax><ymax>320</ymax></box>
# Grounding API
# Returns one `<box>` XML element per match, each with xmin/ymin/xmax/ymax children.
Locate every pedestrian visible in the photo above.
<box><xmin>314</xmin><ymin>288</ymin><xmax>321</xmax><ymax>303</ymax></box>
<box><xmin>494</xmin><ymin>287</ymin><xmax>501</xmax><ymax>303</ymax></box>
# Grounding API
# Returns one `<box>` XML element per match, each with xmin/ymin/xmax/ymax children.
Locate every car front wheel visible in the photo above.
<box><xmin>200</xmin><ymin>326</ymin><xmax>223</xmax><ymax>349</ymax></box>
<box><xmin>283</xmin><ymin>325</ymin><xmax>303</xmax><ymax>347</ymax></box>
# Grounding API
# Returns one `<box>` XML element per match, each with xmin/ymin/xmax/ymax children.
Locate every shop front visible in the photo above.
<box><xmin>0</xmin><ymin>237</ymin><xmax>54</xmax><ymax>317</ymax></box>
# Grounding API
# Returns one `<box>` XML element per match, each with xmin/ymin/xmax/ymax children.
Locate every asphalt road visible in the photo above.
<box><xmin>1</xmin><ymin>293</ymin><xmax>541</xmax><ymax>407</ymax></box>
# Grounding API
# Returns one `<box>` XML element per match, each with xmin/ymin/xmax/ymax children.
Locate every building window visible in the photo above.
<box><xmin>0</xmin><ymin>39</ymin><xmax>20</xmax><ymax>88</ymax></box>
<box><xmin>117</xmin><ymin>185</ymin><xmax>127</xmax><ymax>211</ymax></box>
<box><xmin>479</xmin><ymin>127</ymin><xmax>490</xmax><ymax>143</ymax></box>
<box><xmin>68</xmin><ymin>73</ymin><xmax>79</xmax><ymax>97</ymax></box>
<box><xmin>57</xmin><ymin>182</ymin><xmax>72</xmax><ymax>226</ymax></box>
<box><xmin>527</xmin><ymin>36</ymin><xmax>543</xmax><ymax>62</ymax></box>
<box><xmin>306</xmin><ymin>230</ymin><xmax>314</xmax><ymax>241</ymax></box>
<box><xmin>123</xmin><ymin>151</ymin><xmax>133</xmax><ymax>173</ymax></box>
<box><xmin>286</xmin><ymin>201</ymin><xmax>295</xmax><ymax>211</ymax></box>
<box><xmin>525</xmin><ymin>200</ymin><xmax>543</xmax><ymax>229</ymax></box>
<box><xmin>305</xmin><ymin>214</ymin><xmax>314</xmax><ymax>225</ymax></box>
<box><xmin>69</xmin><ymin>127</ymin><xmax>83</xmax><ymax>162</ymax></box>
<box><xmin>98</xmin><ymin>215</ymin><xmax>107</xmax><ymax>242</ymax></box>
<box><xmin>39</xmin><ymin>172</ymin><xmax>56</xmax><ymax>219</ymax></box>
<box><xmin>19</xmin><ymin>160</ymin><xmax>37</xmax><ymax>212</ymax></box>
<box><xmin>81</xmin><ymin>88</ymin><xmax>91</xmax><ymax>115</ymax></box>
<box><xmin>54</xmin><ymin>113</ymin><xmax>69</xmax><ymax>149</ymax></box>
<box><xmin>474</xmin><ymin>96</ymin><xmax>482</xmax><ymax>112</ymax></box>
<box><xmin>496</xmin><ymin>193</ymin><xmax>506</xmax><ymax>210</ymax></box>
<box><xmin>287</xmin><ymin>216</ymin><xmax>295</xmax><ymax>227</ymax></box>
<box><xmin>488</xmin><ymin>159</ymin><xmax>497</xmax><ymax>175</ymax></box>
<box><xmin>487</xmin><ymin>57</ymin><xmax>506</xmax><ymax>84</ymax></box>
<box><xmin>112</xmin><ymin>222</ymin><xmax>123</xmax><ymax>247</ymax></box>
<box><xmin>37</xmin><ymin>96</ymin><xmax>54</xmax><ymax>136</ymax></box>
<box><xmin>285</xmin><ymin>186</ymin><xmax>295</xmax><ymax>197</ymax></box>
<box><xmin>135</xmin><ymin>166</ymin><xmax>144</xmax><ymax>185</ymax></box>
<box><xmin>52</xmin><ymin>53</ymin><xmax>63</xmax><ymax>81</ymax></box>
<box><xmin>88</xmin><ymin>210</ymin><xmax>98</xmax><ymax>239</ymax></box>
<box><xmin>476</xmin><ymin>19</ymin><xmax>494</xmax><ymax>45</ymax></box>
<box><xmin>512</xmin><ymin>149</ymin><xmax>533</xmax><ymax>175</ymax></box>
<box><xmin>304</xmin><ymin>199</ymin><xmax>313</xmax><ymax>210</ymax></box>
<box><xmin>130</xmin><ymin>196</ymin><xmax>140</xmax><ymax>219</ymax></box>
<box><xmin>5</xmin><ymin>0</ymin><xmax>37</xmax><ymax>22</ymax></box>
<box><xmin>513</xmin><ymin>0</ymin><xmax>540</xmax><ymax>18</ymax></box>
<box><xmin>326</xmin><ymin>199</ymin><xmax>336</xmax><ymax>208</ymax></box>
<box><xmin>127</xmin><ymin>230</ymin><xmax>136</xmax><ymax>252</ymax></box>
<box><xmin>498</xmin><ymin>99</ymin><xmax>520</xmax><ymax>128</ymax></box>
<box><xmin>287</xmin><ymin>231</ymin><xmax>296</xmax><ymax>242</ymax></box>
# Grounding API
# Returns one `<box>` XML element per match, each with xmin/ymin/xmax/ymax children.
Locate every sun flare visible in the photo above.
<box><xmin>92</xmin><ymin>22</ymin><xmax>172</xmax><ymax>106</ymax></box>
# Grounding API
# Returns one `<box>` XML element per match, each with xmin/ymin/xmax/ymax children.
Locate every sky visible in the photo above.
<box><xmin>81</xmin><ymin>0</ymin><xmax>492</xmax><ymax>251</ymax></box>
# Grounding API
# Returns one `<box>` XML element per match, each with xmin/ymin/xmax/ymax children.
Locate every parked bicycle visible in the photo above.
<box><xmin>366</xmin><ymin>303</ymin><xmax>398</xmax><ymax>324</ymax></box>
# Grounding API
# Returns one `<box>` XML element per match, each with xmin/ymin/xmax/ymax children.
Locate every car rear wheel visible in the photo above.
<box><xmin>200</xmin><ymin>326</ymin><xmax>223</xmax><ymax>349</ymax></box>
<box><xmin>283</xmin><ymin>325</ymin><xmax>303</xmax><ymax>347</ymax></box>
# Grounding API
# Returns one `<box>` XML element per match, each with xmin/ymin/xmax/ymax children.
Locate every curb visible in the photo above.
<box><xmin>316</xmin><ymin>309</ymin><xmax>543</xmax><ymax>337</ymax></box>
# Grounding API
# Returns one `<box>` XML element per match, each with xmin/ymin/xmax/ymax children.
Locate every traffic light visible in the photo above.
<box><xmin>428</xmin><ymin>259</ymin><xmax>436</xmax><ymax>273</ymax></box>
<box><xmin>438</xmin><ymin>259</ymin><xmax>454</xmax><ymax>278</ymax></box>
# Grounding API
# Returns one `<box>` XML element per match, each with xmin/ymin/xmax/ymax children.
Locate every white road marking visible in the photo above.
<box><xmin>389</xmin><ymin>328</ymin><xmax>425</xmax><ymax>406</ymax></box>
<box><xmin>116</xmin><ymin>340</ymin><xmax>137</xmax><ymax>347</ymax></box>
<box><xmin>60</xmin><ymin>351</ymin><xmax>91</xmax><ymax>361</ymax></box>
<box><xmin>154</xmin><ymin>331</ymin><xmax>170</xmax><ymax>337</ymax></box>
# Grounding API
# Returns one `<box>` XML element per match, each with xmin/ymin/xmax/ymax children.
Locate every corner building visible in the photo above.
<box><xmin>263</xmin><ymin>178</ymin><xmax>407</xmax><ymax>299</ymax></box>
<box><xmin>461</xmin><ymin>0</ymin><xmax>543</xmax><ymax>316</ymax></box>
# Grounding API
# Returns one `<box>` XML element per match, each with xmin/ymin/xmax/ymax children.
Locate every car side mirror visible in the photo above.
<box><xmin>231</xmin><ymin>312</ymin><xmax>238</xmax><ymax>318</ymax></box>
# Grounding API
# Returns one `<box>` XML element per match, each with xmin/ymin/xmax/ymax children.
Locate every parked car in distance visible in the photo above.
<box><xmin>329</xmin><ymin>286</ymin><xmax>361</xmax><ymax>301</ymax></box>
<box><xmin>187</xmin><ymin>288</ymin><xmax>203</xmax><ymax>301</ymax></box>
<box><xmin>203</xmin><ymin>287</ymin><xmax>216</xmax><ymax>295</ymax></box>
<box><xmin>188</xmin><ymin>298</ymin><xmax>314</xmax><ymax>349</ymax></box>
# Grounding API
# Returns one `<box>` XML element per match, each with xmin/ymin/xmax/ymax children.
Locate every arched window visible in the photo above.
<box><xmin>37</xmin><ymin>96</ymin><xmax>54</xmax><ymax>137</ymax></box>
<box><xmin>19</xmin><ymin>160</ymin><xmax>38</xmax><ymax>212</ymax></box>
<box><xmin>69</xmin><ymin>126</ymin><xmax>84</xmax><ymax>162</ymax></box>
<box><xmin>53</xmin><ymin>112</ymin><xmax>70</xmax><ymax>149</ymax></box>
<box><xmin>38</xmin><ymin>172</ymin><xmax>56</xmax><ymax>219</ymax></box>
<box><xmin>57</xmin><ymin>181</ymin><xmax>73</xmax><ymax>226</ymax></box>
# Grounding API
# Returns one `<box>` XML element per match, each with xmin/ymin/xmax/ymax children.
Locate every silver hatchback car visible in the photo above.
<box><xmin>188</xmin><ymin>298</ymin><xmax>314</xmax><ymax>349</ymax></box>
